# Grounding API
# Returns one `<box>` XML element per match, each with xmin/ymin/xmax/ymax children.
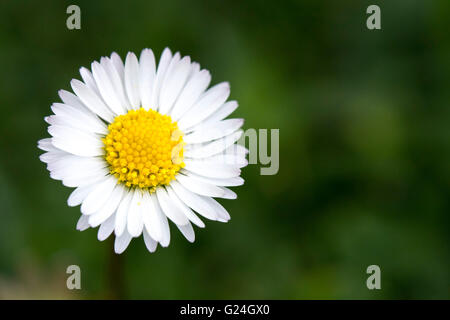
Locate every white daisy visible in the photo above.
<box><xmin>38</xmin><ymin>48</ymin><xmax>247</xmax><ymax>254</ymax></box>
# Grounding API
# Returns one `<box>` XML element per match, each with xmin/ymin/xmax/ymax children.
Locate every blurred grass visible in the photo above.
<box><xmin>0</xmin><ymin>0</ymin><xmax>449</xmax><ymax>299</ymax></box>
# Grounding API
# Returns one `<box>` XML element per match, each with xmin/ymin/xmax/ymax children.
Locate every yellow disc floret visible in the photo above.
<box><xmin>103</xmin><ymin>108</ymin><xmax>185</xmax><ymax>192</ymax></box>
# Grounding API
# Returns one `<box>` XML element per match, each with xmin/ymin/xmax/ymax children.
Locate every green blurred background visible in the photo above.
<box><xmin>0</xmin><ymin>0</ymin><xmax>449</xmax><ymax>299</ymax></box>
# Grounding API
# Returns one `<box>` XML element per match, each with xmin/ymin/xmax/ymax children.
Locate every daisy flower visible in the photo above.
<box><xmin>38</xmin><ymin>48</ymin><xmax>247</xmax><ymax>254</ymax></box>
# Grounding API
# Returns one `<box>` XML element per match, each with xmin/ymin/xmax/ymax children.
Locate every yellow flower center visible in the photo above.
<box><xmin>103</xmin><ymin>108</ymin><xmax>184</xmax><ymax>192</ymax></box>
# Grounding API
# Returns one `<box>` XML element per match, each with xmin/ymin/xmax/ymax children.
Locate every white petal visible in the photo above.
<box><xmin>46</xmin><ymin>123</ymin><xmax>83</xmax><ymax>140</ymax></box>
<box><xmin>47</xmin><ymin>154</ymin><xmax>106</xmax><ymax>170</ymax></box>
<box><xmin>110</xmin><ymin>52</ymin><xmax>125</xmax><ymax>80</ymax></box>
<box><xmin>184</xmin><ymin>119</ymin><xmax>244</xmax><ymax>144</ymax></box>
<box><xmin>97</xmin><ymin>213</ymin><xmax>116</xmax><ymax>241</ymax></box>
<box><xmin>71</xmin><ymin>79</ymin><xmax>114</xmax><ymax>122</ymax></box>
<box><xmin>143</xmin><ymin>229</ymin><xmax>158</xmax><ymax>253</ymax></box>
<box><xmin>45</xmin><ymin>114</ymin><xmax>102</xmax><ymax>136</ymax></box>
<box><xmin>48</xmin><ymin>156</ymin><xmax>107</xmax><ymax>181</ymax></box>
<box><xmin>91</xmin><ymin>61</ymin><xmax>126</xmax><ymax>115</ymax></box>
<box><xmin>151</xmin><ymin>193</ymin><xmax>171</xmax><ymax>247</ymax></box>
<box><xmin>187</xmin><ymin>101</ymin><xmax>239</xmax><ymax>133</ymax></box>
<box><xmin>81</xmin><ymin>175</ymin><xmax>117</xmax><ymax>215</ymax></box>
<box><xmin>170</xmin><ymin>69</ymin><xmax>211</xmax><ymax>121</ymax></box>
<box><xmin>68</xmin><ymin>184</ymin><xmax>96</xmax><ymax>207</ymax></box>
<box><xmin>50</xmin><ymin>103</ymin><xmax>107</xmax><ymax>135</ymax></box>
<box><xmin>45</xmin><ymin>153</ymin><xmax>79</xmax><ymax>174</ymax></box>
<box><xmin>175</xmin><ymin>174</ymin><xmax>225</xmax><ymax>198</ymax></box>
<box><xmin>57</xmin><ymin>90</ymin><xmax>109</xmax><ymax>133</ymax></box>
<box><xmin>179</xmin><ymin>170</ymin><xmax>244</xmax><ymax>187</ymax></box>
<box><xmin>170</xmin><ymin>180</ymin><xmax>218</xmax><ymax>221</ymax></box>
<box><xmin>40</xmin><ymin>150</ymin><xmax>67</xmax><ymax>164</ymax></box>
<box><xmin>183</xmin><ymin>159</ymin><xmax>241</xmax><ymax>179</ymax></box>
<box><xmin>219</xmin><ymin>187</ymin><xmax>237</xmax><ymax>200</ymax></box>
<box><xmin>38</xmin><ymin>138</ymin><xmax>57</xmax><ymax>152</ymax></box>
<box><xmin>158</xmin><ymin>56</ymin><xmax>191</xmax><ymax>115</ymax></box>
<box><xmin>58</xmin><ymin>90</ymin><xmax>87</xmax><ymax>110</ymax></box>
<box><xmin>124</xmin><ymin>52</ymin><xmax>141</xmax><ymax>109</ymax></box>
<box><xmin>185</xmin><ymin>154</ymin><xmax>247</xmax><ymax>169</ymax></box>
<box><xmin>59</xmin><ymin>167</ymin><xmax>109</xmax><ymax>188</ymax></box>
<box><xmin>115</xmin><ymin>190</ymin><xmax>133</xmax><ymax>236</ymax></box>
<box><xmin>114</xmin><ymin>231</ymin><xmax>132</xmax><ymax>254</ymax></box>
<box><xmin>178</xmin><ymin>82</ymin><xmax>230</xmax><ymax>130</ymax></box>
<box><xmin>187</xmin><ymin>62</ymin><xmax>200</xmax><ymax>76</ymax></box>
<box><xmin>76</xmin><ymin>215</ymin><xmax>90</xmax><ymax>231</ymax></box>
<box><xmin>89</xmin><ymin>184</ymin><xmax>125</xmax><ymax>227</ymax></box>
<box><xmin>176</xmin><ymin>222</ymin><xmax>195</xmax><ymax>243</ymax></box>
<box><xmin>100</xmin><ymin>57</ymin><xmax>131</xmax><ymax>112</ymax></box>
<box><xmin>225</xmin><ymin>143</ymin><xmax>249</xmax><ymax>156</ymax></box>
<box><xmin>79</xmin><ymin>67</ymin><xmax>100</xmax><ymax>96</ymax></box>
<box><xmin>184</xmin><ymin>130</ymin><xmax>243</xmax><ymax>159</ymax></box>
<box><xmin>156</xmin><ymin>52</ymin><xmax>180</xmax><ymax>111</ymax></box>
<box><xmin>196</xmin><ymin>153</ymin><xmax>248</xmax><ymax>168</ymax></box>
<box><xmin>156</xmin><ymin>187</ymin><xmax>189</xmax><ymax>226</ymax></box>
<box><xmin>166</xmin><ymin>186</ymin><xmax>205</xmax><ymax>228</ymax></box>
<box><xmin>151</xmin><ymin>48</ymin><xmax>172</xmax><ymax>110</ymax></box>
<box><xmin>127</xmin><ymin>189</ymin><xmax>144</xmax><ymax>237</ymax></box>
<box><xmin>141</xmin><ymin>192</ymin><xmax>163</xmax><ymax>242</ymax></box>
<box><xmin>49</xmin><ymin>125</ymin><xmax>104</xmax><ymax>157</ymax></box>
<box><xmin>201</xmin><ymin>196</ymin><xmax>231</xmax><ymax>222</ymax></box>
<box><xmin>139</xmin><ymin>49</ymin><xmax>156</xmax><ymax>111</ymax></box>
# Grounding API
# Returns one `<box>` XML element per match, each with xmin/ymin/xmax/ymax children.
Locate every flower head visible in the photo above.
<box><xmin>38</xmin><ymin>48</ymin><xmax>247</xmax><ymax>254</ymax></box>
